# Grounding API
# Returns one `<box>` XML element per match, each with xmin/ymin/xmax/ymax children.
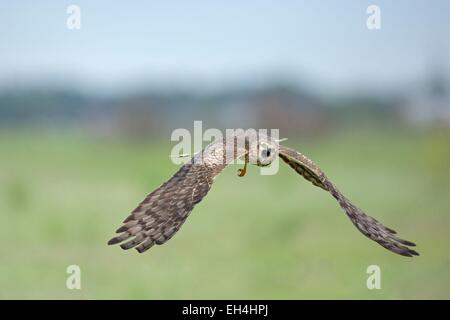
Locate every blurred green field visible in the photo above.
<box><xmin>1</xmin><ymin>126</ymin><xmax>450</xmax><ymax>299</ymax></box>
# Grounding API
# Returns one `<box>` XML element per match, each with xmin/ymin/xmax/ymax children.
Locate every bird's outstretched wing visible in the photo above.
<box><xmin>278</xmin><ymin>145</ymin><xmax>419</xmax><ymax>257</ymax></box>
<box><xmin>108</xmin><ymin>158</ymin><xmax>217</xmax><ymax>253</ymax></box>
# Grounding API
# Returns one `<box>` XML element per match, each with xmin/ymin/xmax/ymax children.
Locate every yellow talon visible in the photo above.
<box><xmin>238</xmin><ymin>161</ymin><xmax>248</xmax><ymax>177</ymax></box>
<box><xmin>238</xmin><ymin>138</ymin><xmax>250</xmax><ymax>177</ymax></box>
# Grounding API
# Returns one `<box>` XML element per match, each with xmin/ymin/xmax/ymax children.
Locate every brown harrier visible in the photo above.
<box><xmin>108</xmin><ymin>131</ymin><xmax>418</xmax><ymax>257</ymax></box>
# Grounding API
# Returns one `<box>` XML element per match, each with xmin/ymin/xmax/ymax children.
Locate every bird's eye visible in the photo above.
<box><xmin>261</xmin><ymin>148</ymin><xmax>272</xmax><ymax>158</ymax></box>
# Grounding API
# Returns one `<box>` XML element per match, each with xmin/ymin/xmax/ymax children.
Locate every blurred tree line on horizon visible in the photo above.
<box><xmin>0</xmin><ymin>73</ymin><xmax>449</xmax><ymax>140</ymax></box>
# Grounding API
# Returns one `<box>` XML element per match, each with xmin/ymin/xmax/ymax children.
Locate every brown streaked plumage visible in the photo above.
<box><xmin>278</xmin><ymin>146</ymin><xmax>418</xmax><ymax>257</ymax></box>
<box><xmin>108</xmin><ymin>131</ymin><xmax>418</xmax><ymax>257</ymax></box>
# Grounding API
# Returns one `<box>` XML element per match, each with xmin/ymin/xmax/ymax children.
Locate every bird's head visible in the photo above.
<box><xmin>246</xmin><ymin>132</ymin><xmax>279</xmax><ymax>167</ymax></box>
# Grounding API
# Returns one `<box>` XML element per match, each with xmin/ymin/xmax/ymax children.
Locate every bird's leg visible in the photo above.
<box><xmin>238</xmin><ymin>137</ymin><xmax>250</xmax><ymax>177</ymax></box>
<box><xmin>237</xmin><ymin>158</ymin><xmax>248</xmax><ymax>177</ymax></box>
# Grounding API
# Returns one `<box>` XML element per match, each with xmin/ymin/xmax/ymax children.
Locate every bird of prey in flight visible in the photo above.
<box><xmin>108</xmin><ymin>131</ymin><xmax>418</xmax><ymax>257</ymax></box>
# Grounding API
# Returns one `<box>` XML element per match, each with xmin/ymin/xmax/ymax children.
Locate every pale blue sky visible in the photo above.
<box><xmin>0</xmin><ymin>0</ymin><xmax>449</xmax><ymax>95</ymax></box>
